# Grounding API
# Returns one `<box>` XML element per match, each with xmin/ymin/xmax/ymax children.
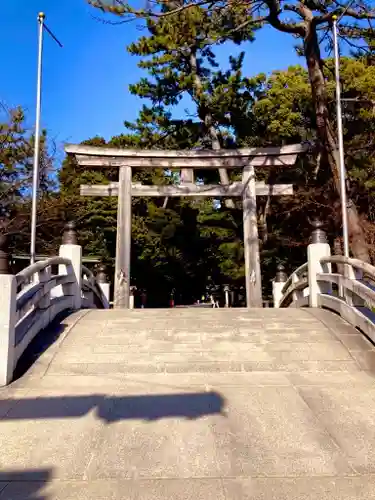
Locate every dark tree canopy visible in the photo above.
<box><xmin>5</xmin><ymin>1</ymin><xmax>375</xmax><ymax>305</ymax></box>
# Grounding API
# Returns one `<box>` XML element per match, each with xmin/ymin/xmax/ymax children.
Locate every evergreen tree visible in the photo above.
<box><xmin>237</xmin><ymin>60</ymin><xmax>375</xmax><ymax>262</ymax></box>
<box><xmin>123</xmin><ymin>0</ymin><xmax>258</xmax><ymax>206</ymax></box>
<box><xmin>0</xmin><ymin>104</ymin><xmax>57</xmax><ymax>256</ymax></box>
<box><xmin>90</xmin><ymin>0</ymin><xmax>375</xmax><ymax>260</ymax></box>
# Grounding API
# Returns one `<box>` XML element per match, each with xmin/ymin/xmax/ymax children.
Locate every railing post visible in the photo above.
<box><xmin>292</xmin><ymin>272</ymin><xmax>304</xmax><ymax>302</ymax></box>
<box><xmin>59</xmin><ymin>222</ymin><xmax>82</xmax><ymax>310</ymax></box>
<box><xmin>37</xmin><ymin>266</ymin><xmax>51</xmax><ymax>328</ymax></box>
<box><xmin>344</xmin><ymin>265</ymin><xmax>365</xmax><ymax>307</ymax></box>
<box><xmin>273</xmin><ymin>264</ymin><xmax>287</xmax><ymax>308</ymax></box>
<box><xmin>307</xmin><ymin>219</ymin><xmax>332</xmax><ymax>307</ymax></box>
<box><xmin>96</xmin><ymin>264</ymin><xmax>110</xmax><ymax>303</ymax></box>
<box><xmin>0</xmin><ymin>234</ymin><xmax>17</xmax><ymax>386</ymax></box>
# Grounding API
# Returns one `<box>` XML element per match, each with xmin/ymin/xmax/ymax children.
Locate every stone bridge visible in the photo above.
<box><xmin>1</xmin><ymin>221</ymin><xmax>375</xmax><ymax>498</ymax></box>
<box><xmin>1</xmin><ymin>307</ymin><xmax>375</xmax><ymax>499</ymax></box>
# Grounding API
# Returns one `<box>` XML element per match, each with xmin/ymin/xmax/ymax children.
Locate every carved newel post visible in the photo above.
<box><xmin>307</xmin><ymin>219</ymin><xmax>332</xmax><ymax>307</ymax></box>
<box><xmin>62</xmin><ymin>221</ymin><xmax>78</xmax><ymax>245</ymax></box>
<box><xmin>0</xmin><ymin>233</ymin><xmax>16</xmax><ymax>386</ymax></box>
<box><xmin>96</xmin><ymin>264</ymin><xmax>110</xmax><ymax>303</ymax></box>
<box><xmin>273</xmin><ymin>264</ymin><xmax>287</xmax><ymax>308</ymax></box>
<box><xmin>59</xmin><ymin>222</ymin><xmax>82</xmax><ymax>310</ymax></box>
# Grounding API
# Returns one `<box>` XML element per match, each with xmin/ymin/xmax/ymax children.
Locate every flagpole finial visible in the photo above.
<box><xmin>38</xmin><ymin>12</ymin><xmax>45</xmax><ymax>22</ymax></box>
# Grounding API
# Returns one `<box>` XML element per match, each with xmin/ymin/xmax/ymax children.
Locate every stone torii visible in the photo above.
<box><xmin>65</xmin><ymin>144</ymin><xmax>306</xmax><ymax>309</ymax></box>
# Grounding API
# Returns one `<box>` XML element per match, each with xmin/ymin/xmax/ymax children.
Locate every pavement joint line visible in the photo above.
<box><xmin>292</xmin><ymin>383</ymin><xmax>350</xmax><ymax>457</ymax></box>
<box><xmin>2</xmin><ymin>473</ymin><xmax>374</xmax><ymax>482</ymax></box>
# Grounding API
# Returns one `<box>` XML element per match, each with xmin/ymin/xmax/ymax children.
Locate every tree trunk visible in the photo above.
<box><xmin>304</xmin><ymin>23</ymin><xmax>370</xmax><ymax>261</ymax></box>
<box><xmin>189</xmin><ymin>51</ymin><xmax>235</xmax><ymax>209</ymax></box>
<box><xmin>206</xmin><ymin>117</ymin><xmax>235</xmax><ymax>209</ymax></box>
<box><xmin>259</xmin><ymin>195</ymin><xmax>271</xmax><ymax>244</ymax></box>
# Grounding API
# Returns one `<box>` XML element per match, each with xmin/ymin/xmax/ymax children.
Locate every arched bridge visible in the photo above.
<box><xmin>1</xmin><ymin>223</ymin><xmax>375</xmax><ymax>498</ymax></box>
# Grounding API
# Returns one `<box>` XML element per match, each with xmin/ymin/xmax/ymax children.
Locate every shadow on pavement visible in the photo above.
<box><xmin>0</xmin><ymin>469</ymin><xmax>52</xmax><ymax>500</ymax></box>
<box><xmin>0</xmin><ymin>391</ymin><xmax>225</xmax><ymax>422</ymax></box>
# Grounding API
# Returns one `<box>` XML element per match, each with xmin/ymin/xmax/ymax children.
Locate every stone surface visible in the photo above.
<box><xmin>222</xmin><ymin>477</ymin><xmax>375</xmax><ymax>499</ymax></box>
<box><xmin>0</xmin><ymin>478</ymin><xmax>226</xmax><ymax>500</ymax></box>
<box><xmin>1</xmin><ymin>307</ymin><xmax>375</xmax><ymax>499</ymax></box>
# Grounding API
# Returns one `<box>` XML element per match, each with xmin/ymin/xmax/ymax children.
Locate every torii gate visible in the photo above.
<box><xmin>65</xmin><ymin>144</ymin><xmax>306</xmax><ymax>309</ymax></box>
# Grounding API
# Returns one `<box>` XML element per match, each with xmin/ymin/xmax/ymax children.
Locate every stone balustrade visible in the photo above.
<box><xmin>273</xmin><ymin>219</ymin><xmax>375</xmax><ymax>342</ymax></box>
<box><xmin>0</xmin><ymin>222</ymin><xmax>109</xmax><ymax>386</ymax></box>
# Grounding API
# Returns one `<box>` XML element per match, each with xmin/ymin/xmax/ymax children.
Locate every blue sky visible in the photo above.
<box><xmin>2</xmin><ymin>0</ymin><xmax>302</xmax><ymax>151</ymax></box>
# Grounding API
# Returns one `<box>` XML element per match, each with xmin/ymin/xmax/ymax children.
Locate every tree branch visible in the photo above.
<box><xmin>331</xmin><ymin>0</ymin><xmax>375</xmax><ymax>19</ymax></box>
<box><xmin>89</xmin><ymin>0</ymin><xmax>215</xmax><ymax>19</ymax></box>
<box><xmin>264</xmin><ymin>0</ymin><xmax>306</xmax><ymax>35</ymax></box>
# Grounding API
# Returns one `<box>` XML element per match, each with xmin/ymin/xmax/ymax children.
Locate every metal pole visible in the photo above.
<box><xmin>30</xmin><ymin>12</ymin><xmax>45</xmax><ymax>265</ymax></box>
<box><xmin>332</xmin><ymin>16</ymin><xmax>350</xmax><ymax>258</ymax></box>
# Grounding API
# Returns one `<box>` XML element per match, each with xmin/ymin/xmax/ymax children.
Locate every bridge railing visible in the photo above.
<box><xmin>81</xmin><ymin>264</ymin><xmax>110</xmax><ymax>309</ymax></box>
<box><xmin>273</xmin><ymin>219</ymin><xmax>375</xmax><ymax>343</ymax></box>
<box><xmin>277</xmin><ymin>262</ymin><xmax>309</xmax><ymax>308</ymax></box>
<box><xmin>0</xmin><ymin>222</ymin><xmax>110</xmax><ymax>386</ymax></box>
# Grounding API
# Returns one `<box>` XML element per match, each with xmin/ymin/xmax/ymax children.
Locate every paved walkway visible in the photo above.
<box><xmin>1</xmin><ymin>308</ymin><xmax>375</xmax><ymax>499</ymax></box>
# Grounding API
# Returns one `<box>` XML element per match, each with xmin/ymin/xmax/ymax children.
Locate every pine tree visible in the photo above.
<box><xmin>124</xmin><ymin>0</ymin><xmax>257</xmax><ymax>206</ymax></box>
<box><xmin>0</xmin><ymin>104</ymin><xmax>57</xmax><ymax>257</ymax></box>
<box><xmin>90</xmin><ymin>0</ymin><xmax>375</xmax><ymax>260</ymax></box>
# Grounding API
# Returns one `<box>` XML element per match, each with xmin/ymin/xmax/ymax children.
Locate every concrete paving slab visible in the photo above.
<box><xmin>0</xmin><ymin>478</ymin><xmax>226</xmax><ymax>500</ymax></box>
<box><xmin>246</xmin><ymin>332</ymin><xmax>337</xmax><ymax>342</ymax></box>
<box><xmin>222</xmin><ymin>476</ymin><xmax>375</xmax><ymax>499</ymax></box>
<box><xmin>36</xmin><ymin>372</ymin><xmax>292</xmax><ymax>389</ymax></box>
<box><xmin>52</xmin><ymin>352</ymin><xmax>213</xmax><ymax>364</ymax></box>
<box><xmin>288</xmin><ymin>370</ymin><xmax>375</xmax><ymax>387</ymax></box>
<box><xmin>64</xmin><ymin>343</ymin><xmax>206</xmax><ymax>354</ymax></box>
<box><xmin>266</xmin><ymin>345</ymin><xmax>353</xmax><ymax>361</ymax></box>
<box><xmin>46</xmin><ymin>362</ymin><xmax>166</xmax><ymax>375</ymax></box>
<box><xmin>337</xmin><ymin>333</ymin><xmax>374</xmax><ymax>351</ymax></box>
<box><xmin>297</xmin><ymin>384</ymin><xmax>375</xmax><ymax>473</ymax></box>
<box><xmin>2</xmin><ymin>307</ymin><xmax>375</xmax><ymax>498</ymax></box>
<box><xmin>211</xmin><ymin>386</ymin><xmax>353</xmax><ymax>477</ymax></box>
<box><xmin>0</xmin><ymin>395</ymin><xmax>108</xmax><ymax>479</ymax></box>
<box><xmin>241</xmin><ymin>359</ymin><xmax>360</xmax><ymax>372</ymax></box>
<box><xmin>264</xmin><ymin>340</ymin><xmax>350</xmax><ymax>352</ymax></box>
<box><xmin>125</xmin><ymin>372</ymin><xmax>293</xmax><ymax>387</ymax></box>
<box><xmin>349</xmin><ymin>350</ymin><xmax>375</xmax><ymax>371</ymax></box>
<box><xmin>85</xmin><ymin>414</ymin><xmax>223</xmax><ymax>479</ymax></box>
<box><xmin>0</xmin><ymin>479</ymin><xmax>136</xmax><ymax>500</ymax></box>
<box><xmin>132</xmin><ymin>478</ymin><xmax>226</xmax><ymax>499</ymax></box>
<box><xmin>163</xmin><ymin>361</ymin><xmax>244</xmax><ymax>373</ymax></box>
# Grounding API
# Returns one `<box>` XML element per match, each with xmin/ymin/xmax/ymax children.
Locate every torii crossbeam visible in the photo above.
<box><xmin>65</xmin><ymin>143</ymin><xmax>307</xmax><ymax>309</ymax></box>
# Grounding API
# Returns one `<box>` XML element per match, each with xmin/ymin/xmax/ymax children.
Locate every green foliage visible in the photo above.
<box><xmin>251</xmin><ymin>66</ymin><xmax>313</xmax><ymax>143</ymax></box>
<box><xmin>7</xmin><ymin>0</ymin><xmax>373</xmax><ymax>302</ymax></box>
<box><xmin>124</xmin><ymin>0</ymin><xmax>258</xmax><ymax>159</ymax></box>
<box><xmin>0</xmin><ymin>104</ymin><xmax>58</xmax><ymax>258</ymax></box>
<box><xmin>67</xmin><ymin>1</ymin><xmax>375</xmax><ymax>297</ymax></box>
<box><xmin>246</xmin><ymin>60</ymin><xmax>375</xmax><ymax>222</ymax></box>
